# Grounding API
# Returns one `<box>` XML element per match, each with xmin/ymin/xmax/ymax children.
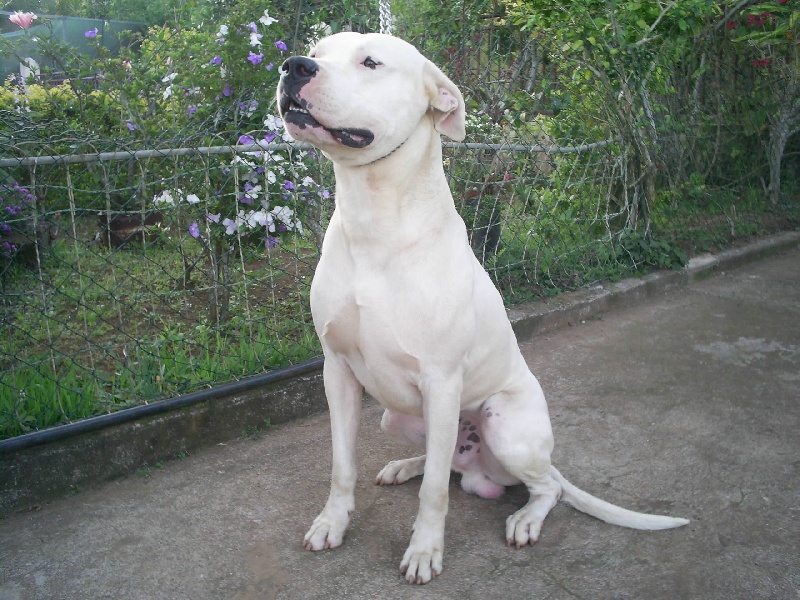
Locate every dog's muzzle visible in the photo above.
<box><xmin>278</xmin><ymin>56</ymin><xmax>375</xmax><ymax>149</ymax></box>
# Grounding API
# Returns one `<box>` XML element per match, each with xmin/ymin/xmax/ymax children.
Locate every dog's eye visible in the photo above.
<box><xmin>362</xmin><ymin>56</ymin><xmax>381</xmax><ymax>70</ymax></box>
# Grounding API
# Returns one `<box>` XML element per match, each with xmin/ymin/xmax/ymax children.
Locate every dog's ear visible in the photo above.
<box><xmin>423</xmin><ymin>60</ymin><xmax>466</xmax><ymax>142</ymax></box>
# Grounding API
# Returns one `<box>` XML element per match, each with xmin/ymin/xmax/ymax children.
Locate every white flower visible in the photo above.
<box><xmin>264</xmin><ymin>114</ymin><xmax>283</xmax><ymax>132</ymax></box>
<box><xmin>259</xmin><ymin>11</ymin><xmax>277</xmax><ymax>26</ymax></box>
<box><xmin>186</xmin><ymin>193</ymin><xmax>201</xmax><ymax>204</ymax></box>
<box><xmin>266</xmin><ymin>170</ymin><xmax>277</xmax><ymax>185</ymax></box>
<box><xmin>271</xmin><ymin>205</ymin><xmax>302</xmax><ymax>233</ymax></box>
<box><xmin>153</xmin><ymin>190</ymin><xmax>175</xmax><ymax>206</ymax></box>
<box><xmin>163</xmin><ymin>85</ymin><xmax>173</xmax><ymax>100</ymax></box>
<box><xmin>249</xmin><ymin>32</ymin><xmax>262</xmax><ymax>47</ymax></box>
<box><xmin>243</xmin><ymin>184</ymin><xmax>262</xmax><ymax>201</ymax></box>
<box><xmin>217</xmin><ymin>24</ymin><xmax>228</xmax><ymax>37</ymax></box>
<box><xmin>161</xmin><ymin>72</ymin><xmax>178</xmax><ymax>83</ymax></box>
<box><xmin>301</xmin><ymin>176</ymin><xmax>316</xmax><ymax>188</ymax></box>
<box><xmin>245</xmin><ymin>210</ymin><xmax>272</xmax><ymax>229</ymax></box>
<box><xmin>223</xmin><ymin>218</ymin><xmax>238</xmax><ymax>235</ymax></box>
<box><xmin>272</xmin><ymin>205</ymin><xmax>293</xmax><ymax>223</ymax></box>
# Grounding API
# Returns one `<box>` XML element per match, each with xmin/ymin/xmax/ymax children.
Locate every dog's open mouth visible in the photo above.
<box><xmin>280</xmin><ymin>94</ymin><xmax>374</xmax><ymax>149</ymax></box>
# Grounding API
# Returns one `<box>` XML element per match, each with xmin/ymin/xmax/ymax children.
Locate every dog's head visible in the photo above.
<box><xmin>277</xmin><ymin>32</ymin><xmax>465</xmax><ymax>166</ymax></box>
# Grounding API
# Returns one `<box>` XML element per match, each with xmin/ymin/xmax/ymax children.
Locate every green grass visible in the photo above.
<box><xmin>1</xmin><ymin>233</ymin><xmax>321</xmax><ymax>439</ymax></box>
<box><xmin>1</xmin><ymin>186</ymin><xmax>797</xmax><ymax>440</ymax></box>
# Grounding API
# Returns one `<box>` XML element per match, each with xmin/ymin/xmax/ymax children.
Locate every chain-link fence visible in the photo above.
<box><xmin>2</xmin><ymin>0</ymin><xmax>798</xmax><ymax>439</ymax></box>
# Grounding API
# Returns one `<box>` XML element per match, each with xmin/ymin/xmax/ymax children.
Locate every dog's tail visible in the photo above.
<box><xmin>550</xmin><ymin>466</ymin><xmax>689</xmax><ymax>530</ymax></box>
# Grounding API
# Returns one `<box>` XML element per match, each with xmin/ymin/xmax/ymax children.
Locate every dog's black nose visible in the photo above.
<box><xmin>280</xmin><ymin>56</ymin><xmax>318</xmax><ymax>82</ymax></box>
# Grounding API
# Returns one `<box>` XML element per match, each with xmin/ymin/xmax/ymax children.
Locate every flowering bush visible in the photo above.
<box><xmin>1</xmin><ymin>0</ymin><xmax>337</xmax><ymax>253</ymax></box>
<box><xmin>0</xmin><ymin>182</ymin><xmax>35</xmax><ymax>258</ymax></box>
<box><xmin>151</xmin><ymin>113</ymin><xmax>331</xmax><ymax>249</ymax></box>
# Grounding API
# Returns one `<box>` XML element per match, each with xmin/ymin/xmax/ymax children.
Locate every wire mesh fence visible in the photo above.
<box><xmin>1</xmin><ymin>0</ymin><xmax>798</xmax><ymax>439</ymax></box>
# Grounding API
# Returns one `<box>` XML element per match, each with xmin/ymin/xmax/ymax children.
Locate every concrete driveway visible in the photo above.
<box><xmin>1</xmin><ymin>244</ymin><xmax>798</xmax><ymax>599</ymax></box>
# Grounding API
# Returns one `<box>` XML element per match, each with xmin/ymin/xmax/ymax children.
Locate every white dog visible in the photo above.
<box><xmin>277</xmin><ymin>32</ymin><xmax>688</xmax><ymax>584</ymax></box>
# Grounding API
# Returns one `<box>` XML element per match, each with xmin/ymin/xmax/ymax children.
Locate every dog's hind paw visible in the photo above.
<box><xmin>375</xmin><ymin>456</ymin><xmax>426</xmax><ymax>486</ymax></box>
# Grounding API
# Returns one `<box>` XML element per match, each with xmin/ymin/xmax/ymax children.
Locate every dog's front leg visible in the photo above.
<box><xmin>304</xmin><ymin>357</ymin><xmax>363</xmax><ymax>551</ymax></box>
<box><xmin>400</xmin><ymin>377</ymin><xmax>461</xmax><ymax>584</ymax></box>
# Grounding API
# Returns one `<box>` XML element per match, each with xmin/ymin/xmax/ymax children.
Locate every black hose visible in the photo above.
<box><xmin>0</xmin><ymin>357</ymin><xmax>324</xmax><ymax>454</ymax></box>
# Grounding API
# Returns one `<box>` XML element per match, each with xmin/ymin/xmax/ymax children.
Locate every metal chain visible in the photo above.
<box><xmin>379</xmin><ymin>0</ymin><xmax>394</xmax><ymax>35</ymax></box>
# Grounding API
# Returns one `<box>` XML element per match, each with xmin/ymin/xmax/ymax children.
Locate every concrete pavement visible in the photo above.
<box><xmin>1</xmin><ymin>243</ymin><xmax>798</xmax><ymax>599</ymax></box>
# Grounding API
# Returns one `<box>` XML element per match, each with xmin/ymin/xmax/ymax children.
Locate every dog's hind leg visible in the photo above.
<box><xmin>480</xmin><ymin>379</ymin><xmax>562</xmax><ymax>548</ymax></box>
<box><xmin>375</xmin><ymin>410</ymin><xmax>427</xmax><ymax>485</ymax></box>
<box><xmin>304</xmin><ymin>357</ymin><xmax>364</xmax><ymax>551</ymax></box>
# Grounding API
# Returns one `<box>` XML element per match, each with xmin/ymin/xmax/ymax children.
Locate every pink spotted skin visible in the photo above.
<box><xmin>451</xmin><ymin>411</ymin><xmax>510</xmax><ymax>500</ymax></box>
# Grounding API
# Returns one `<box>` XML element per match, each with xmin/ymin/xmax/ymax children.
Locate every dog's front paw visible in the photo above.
<box><xmin>399</xmin><ymin>530</ymin><xmax>444</xmax><ymax>584</ymax></box>
<box><xmin>303</xmin><ymin>510</ymin><xmax>350</xmax><ymax>551</ymax></box>
<box><xmin>375</xmin><ymin>456</ymin><xmax>426</xmax><ymax>486</ymax></box>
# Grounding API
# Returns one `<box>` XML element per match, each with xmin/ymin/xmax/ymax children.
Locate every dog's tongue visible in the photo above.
<box><xmin>328</xmin><ymin>127</ymin><xmax>374</xmax><ymax>148</ymax></box>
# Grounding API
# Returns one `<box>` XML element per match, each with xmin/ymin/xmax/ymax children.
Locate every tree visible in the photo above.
<box><xmin>726</xmin><ymin>1</ymin><xmax>799</xmax><ymax>204</ymax></box>
<box><xmin>507</xmin><ymin>0</ymin><xmax>715</xmax><ymax>229</ymax></box>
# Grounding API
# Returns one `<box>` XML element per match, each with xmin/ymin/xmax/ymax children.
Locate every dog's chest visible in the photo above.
<box><xmin>321</xmin><ymin>294</ymin><xmax>425</xmax><ymax>410</ymax></box>
<box><xmin>314</xmin><ymin>261</ymin><xmax>439</xmax><ymax>411</ymax></box>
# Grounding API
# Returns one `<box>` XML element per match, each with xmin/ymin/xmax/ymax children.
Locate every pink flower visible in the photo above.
<box><xmin>9</xmin><ymin>11</ymin><xmax>37</xmax><ymax>30</ymax></box>
<box><xmin>727</xmin><ymin>21</ymin><xmax>735</xmax><ymax>30</ymax></box>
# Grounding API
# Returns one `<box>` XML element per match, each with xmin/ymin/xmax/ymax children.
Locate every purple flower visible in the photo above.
<box><xmin>283</xmin><ymin>180</ymin><xmax>295</xmax><ymax>191</ymax></box>
<box><xmin>207</xmin><ymin>213</ymin><xmax>221</xmax><ymax>223</ymax></box>
<box><xmin>84</xmin><ymin>28</ymin><xmax>98</xmax><ymax>38</ymax></box>
<box><xmin>238</xmin><ymin>134</ymin><xmax>255</xmax><ymax>145</ymax></box>
<box><xmin>248</xmin><ymin>21</ymin><xmax>258</xmax><ymax>33</ymax></box>
<box><xmin>210</xmin><ymin>55</ymin><xmax>222</xmax><ymax>66</ymax></box>
<box><xmin>247</xmin><ymin>51</ymin><xmax>263</xmax><ymax>65</ymax></box>
<box><xmin>126</xmin><ymin>120</ymin><xmax>139</xmax><ymax>131</ymax></box>
<box><xmin>265</xmin><ymin>63</ymin><xmax>274</xmax><ymax>71</ymax></box>
<box><xmin>0</xmin><ymin>224</ymin><xmax>11</xmax><ymax>234</ymax></box>
<box><xmin>222</xmin><ymin>82</ymin><xmax>232</xmax><ymax>97</ymax></box>
<box><xmin>265</xmin><ymin>235</ymin><xmax>279</xmax><ymax>249</ymax></box>
<box><xmin>275</xmin><ymin>40</ymin><xmax>287</xmax><ymax>51</ymax></box>
<box><xmin>188</xmin><ymin>105</ymin><xmax>197</xmax><ymax>116</ymax></box>
<box><xmin>188</xmin><ymin>223</ymin><xmax>200</xmax><ymax>238</ymax></box>
<box><xmin>262</xmin><ymin>131</ymin><xmax>277</xmax><ymax>143</ymax></box>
